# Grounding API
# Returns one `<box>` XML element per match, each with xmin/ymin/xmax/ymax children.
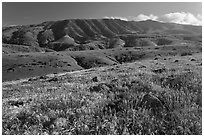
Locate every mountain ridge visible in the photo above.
<box><xmin>2</xmin><ymin>19</ymin><xmax>202</xmax><ymax>52</ymax></box>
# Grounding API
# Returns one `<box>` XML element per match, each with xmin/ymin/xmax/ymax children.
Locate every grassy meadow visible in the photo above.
<box><xmin>2</xmin><ymin>50</ymin><xmax>202</xmax><ymax>135</ymax></box>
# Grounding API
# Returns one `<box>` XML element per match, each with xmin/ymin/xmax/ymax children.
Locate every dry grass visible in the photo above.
<box><xmin>2</xmin><ymin>53</ymin><xmax>202</xmax><ymax>135</ymax></box>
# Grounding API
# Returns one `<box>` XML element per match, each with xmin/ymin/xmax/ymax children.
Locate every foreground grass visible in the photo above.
<box><xmin>2</xmin><ymin>53</ymin><xmax>202</xmax><ymax>135</ymax></box>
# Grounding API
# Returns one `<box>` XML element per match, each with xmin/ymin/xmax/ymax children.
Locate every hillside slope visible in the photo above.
<box><xmin>2</xmin><ymin>51</ymin><xmax>202</xmax><ymax>135</ymax></box>
<box><xmin>2</xmin><ymin>19</ymin><xmax>201</xmax><ymax>52</ymax></box>
<box><xmin>2</xmin><ymin>42</ymin><xmax>202</xmax><ymax>81</ymax></box>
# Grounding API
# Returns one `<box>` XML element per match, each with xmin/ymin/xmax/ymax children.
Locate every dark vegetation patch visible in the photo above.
<box><xmin>156</xmin><ymin>38</ymin><xmax>173</xmax><ymax>45</ymax></box>
<box><xmin>180</xmin><ymin>52</ymin><xmax>193</xmax><ymax>56</ymax></box>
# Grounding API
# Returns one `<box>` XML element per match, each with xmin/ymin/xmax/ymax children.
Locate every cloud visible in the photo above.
<box><xmin>104</xmin><ymin>12</ymin><xmax>202</xmax><ymax>26</ymax></box>
<box><xmin>103</xmin><ymin>16</ymin><xmax>128</xmax><ymax>21</ymax></box>
<box><xmin>159</xmin><ymin>12</ymin><xmax>202</xmax><ymax>26</ymax></box>
<box><xmin>197</xmin><ymin>14</ymin><xmax>202</xmax><ymax>21</ymax></box>
<box><xmin>132</xmin><ymin>14</ymin><xmax>158</xmax><ymax>21</ymax></box>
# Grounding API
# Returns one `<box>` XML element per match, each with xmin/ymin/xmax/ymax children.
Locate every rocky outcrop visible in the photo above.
<box><xmin>137</xmin><ymin>93</ymin><xmax>170</xmax><ymax>115</ymax></box>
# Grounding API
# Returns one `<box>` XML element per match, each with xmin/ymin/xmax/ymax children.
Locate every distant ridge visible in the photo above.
<box><xmin>2</xmin><ymin>19</ymin><xmax>201</xmax><ymax>51</ymax></box>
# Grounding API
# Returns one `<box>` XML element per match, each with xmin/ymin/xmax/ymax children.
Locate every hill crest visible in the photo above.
<box><xmin>2</xmin><ymin>19</ymin><xmax>201</xmax><ymax>51</ymax></box>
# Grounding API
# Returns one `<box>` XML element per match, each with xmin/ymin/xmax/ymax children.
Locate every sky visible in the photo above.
<box><xmin>2</xmin><ymin>2</ymin><xmax>202</xmax><ymax>26</ymax></box>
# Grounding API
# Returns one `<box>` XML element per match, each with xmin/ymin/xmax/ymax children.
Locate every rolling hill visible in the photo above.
<box><xmin>2</xmin><ymin>18</ymin><xmax>202</xmax><ymax>135</ymax></box>
<box><xmin>2</xmin><ymin>18</ymin><xmax>202</xmax><ymax>81</ymax></box>
<box><xmin>2</xmin><ymin>19</ymin><xmax>202</xmax><ymax>52</ymax></box>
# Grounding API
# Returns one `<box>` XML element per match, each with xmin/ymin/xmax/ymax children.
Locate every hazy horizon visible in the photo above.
<box><xmin>3</xmin><ymin>2</ymin><xmax>202</xmax><ymax>26</ymax></box>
